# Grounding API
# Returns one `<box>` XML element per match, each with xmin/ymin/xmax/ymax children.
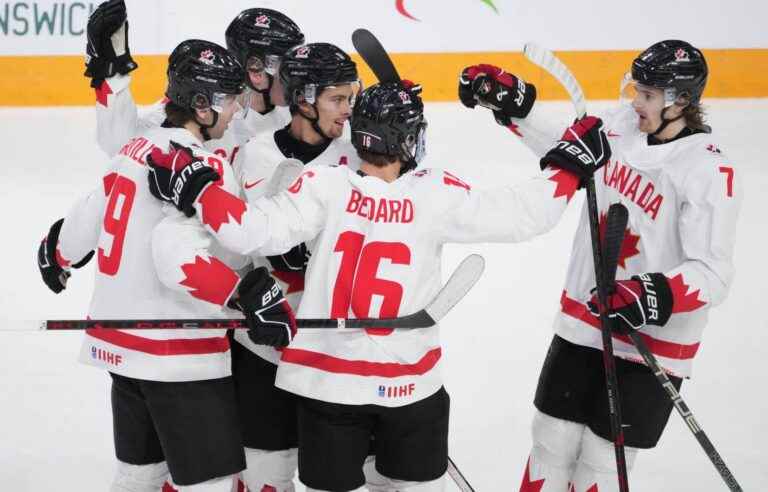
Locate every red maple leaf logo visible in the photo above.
<box><xmin>271</xmin><ymin>269</ymin><xmax>305</xmax><ymax>295</ymax></box>
<box><xmin>94</xmin><ymin>81</ymin><xmax>113</xmax><ymax>107</ymax></box>
<box><xmin>548</xmin><ymin>168</ymin><xmax>580</xmax><ymax>203</ymax></box>
<box><xmin>180</xmin><ymin>255</ymin><xmax>239</xmax><ymax>306</ymax></box>
<box><xmin>668</xmin><ymin>273</ymin><xmax>707</xmax><ymax>313</ymax></box>
<box><xmin>598</xmin><ymin>210</ymin><xmax>640</xmax><ymax>269</ymax></box>
<box><xmin>519</xmin><ymin>457</ymin><xmax>545</xmax><ymax>492</ymax></box>
<box><xmin>198</xmin><ymin>185</ymin><xmax>247</xmax><ymax>233</ymax></box>
<box><xmin>586</xmin><ymin>484</ymin><xmax>599</xmax><ymax>492</ymax></box>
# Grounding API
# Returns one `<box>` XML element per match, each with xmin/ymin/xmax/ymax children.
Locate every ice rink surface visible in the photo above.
<box><xmin>1</xmin><ymin>99</ymin><xmax>766</xmax><ymax>490</ymax></box>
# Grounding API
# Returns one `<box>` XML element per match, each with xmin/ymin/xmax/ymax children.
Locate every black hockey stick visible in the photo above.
<box><xmin>602</xmin><ymin>209</ymin><xmax>743</xmax><ymax>491</ymax></box>
<box><xmin>626</xmin><ymin>336</ymin><xmax>743</xmax><ymax>490</ymax></box>
<box><xmin>526</xmin><ymin>42</ymin><xmax>630</xmax><ymax>491</ymax></box>
<box><xmin>352</xmin><ymin>28</ymin><xmax>401</xmax><ymax>83</ymax></box>
<box><xmin>29</xmin><ymin>254</ymin><xmax>484</xmax><ymax>331</ymax></box>
<box><xmin>588</xmin><ymin>195</ymin><xmax>631</xmax><ymax>492</ymax></box>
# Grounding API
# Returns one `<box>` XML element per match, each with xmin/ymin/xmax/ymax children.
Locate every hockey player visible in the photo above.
<box><xmin>224</xmin><ymin>42</ymin><xmax>361</xmax><ymax>491</ymax></box>
<box><xmin>37</xmin><ymin>40</ymin><xmax>297</xmax><ymax>491</ymax></box>
<box><xmin>458</xmin><ymin>41</ymin><xmax>743</xmax><ymax>491</ymax></box>
<box><xmin>144</xmin><ymin>76</ymin><xmax>613</xmax><ymax>491</ymax></box>
<box><xmin>84</xmin><ymin>1</ymin><xmax>304</xmax><ymax>160</ymax></box>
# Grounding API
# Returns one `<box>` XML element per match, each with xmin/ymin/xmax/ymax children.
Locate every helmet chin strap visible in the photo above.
<box><xmin>650</xmin><ymin>104</ymin><xmax>685</xmax><ymax>137</ymax></box>
<box><xmin>194</xmin><ymin>109</ymin><xmax>219</xmax><ymax>141</ymax></box>
<box><xmin>297</xmin><ymin>104</ymin><xmax>333</xmax><ymax>142</ymax></box>
<box><xmin>253</xmin><ymin>74</ymin><xmax>275</xmax><ymax>114</ymax></box>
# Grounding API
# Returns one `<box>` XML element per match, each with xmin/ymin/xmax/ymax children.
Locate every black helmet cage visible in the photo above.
<box><xmin>351</xmin><ymin>81</ymin><xmax>427</xmax><ymax>172</ymax></box>
<box><xmin>166</xmin><ymin>40</ymin><xmax>245</xmax><ymax>111</ymax></box>
<box><xmin>279</xmin><ymin>43</ymin><xmax>360</xmax><ymax>106</ymax></box>
<box><xmin>225</xmin><ymin>8</ymin><xmax>305</xmax><ymax>74</ymax></box>
<box><xmin>631</xmin><ymin>40</ymin><xmax>708</xmax><ymax>105</ymax></box>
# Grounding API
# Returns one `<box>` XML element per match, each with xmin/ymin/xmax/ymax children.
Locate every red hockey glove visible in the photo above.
<box><xmin>147</xmin><ymin>141</ymin><xmax>220</xmax><ymax>217</ymax></box>
<box><xmin>229</xmin><ymin>267</ymin><xmax>297</xmax><ymax>348</ymax></box>
<box><xmin>458</xmin><ymin>64</ymin><xmax>536</xmax><ymax>125</ymax></box>
<box><xmin>588</xmin><ymin>273</ymin><xmax>673</xmax><ymax>334</ymax></box>
<box><xmin>540</xmin><ymin>116</ymin><xmax>611</xmax><ymax>185</ymax></box>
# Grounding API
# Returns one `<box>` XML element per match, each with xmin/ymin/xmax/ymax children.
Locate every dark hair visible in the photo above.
<box><xmin>164</xmin><ymin>101</ymin><xmax>196</xmax><ymax>128</ymax></box>
<box><xmin>682</xmin><ymin>101</ymin><xmax>707</xmax><ymax>131</ymax></box>
<box><xmin>356</xmin><ymin>148</ymin><xmax>398</xmax><ymax>167</ymax></box>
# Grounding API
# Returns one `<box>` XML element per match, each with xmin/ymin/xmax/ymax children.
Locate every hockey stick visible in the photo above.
<box><xmin>627</xmin><ymin>336</ymin><xmax>743</xmax><ymax>490</ymax></box>
<box><xmin>525</xmin><ymin>42</ymin><xmax>630</xmax><ymax>491</ymax></box>
<box><xmin>17</xmin><ymin>254</ymin><xmax>484</xmax><ymax>331</ymax></box>
<box><xmin>352</xmin><ymin>28</ymin><xmax>401</xmax><ymax>83</ymax></box>
<box><xmin>447</xmin><ymin>456</ymin><xmax>475</xmax><ymax>492</ymax></box>
<box><xmin>601</xmin><ymin>209</ymin><xmax>743</xmax><ymax>491</ymax></box>
<box><xmin>523</xmin><ymin>43</ymin><xmax>586</xmax><ymax>118</ymax></box>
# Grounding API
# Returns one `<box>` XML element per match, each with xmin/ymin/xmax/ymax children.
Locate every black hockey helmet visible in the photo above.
<box><xmin>351</xmin><ymin>80</ymin><xmax>427</xmax><ymax>173</ymax></box>
<box><xmin>279</xmin><ymin>43</ymin><xmax>359</xmax><ymax>106</ymax></box>
<box><xmin>631</xmin><ymin>40</ymin><xmax>708</xmax><ymax>104</ymax></box>
<box><xmin>225</xmin><ymin>8</ymin><xmax>304</xmax><ymax>75</ymax></box>
<box><xmin>166</xmin><ymin>39</ymin><xmax>245</xmax><ymax>111</ymax></box>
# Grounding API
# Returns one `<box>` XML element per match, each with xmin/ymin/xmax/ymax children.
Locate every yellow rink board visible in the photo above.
<box><xmin>1</xmin><ymin>49</ymin><xmax>766</xmax><ymax>106</ymax></box>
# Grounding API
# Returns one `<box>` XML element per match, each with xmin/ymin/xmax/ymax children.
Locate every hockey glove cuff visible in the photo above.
<box><xmin>266</xmin><ymin>243</ymin><xmax>310</xmax><ymax>273</ymax></box>
<box><xmin>540</xmin><ymin>116</ymin><xmax>611</xmax><ymax>185</ymax></box>
<box><xmin>587</xmin><ymin>272</ymin><xmax>673</xmax><ymax>334</ymax></box>
<box><xmin>147</xmin><ymin>141</ymin><xmax>220</xmax><ymax>217</ymax></box>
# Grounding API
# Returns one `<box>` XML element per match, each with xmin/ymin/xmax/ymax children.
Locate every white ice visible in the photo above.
<box><xmin>1</xmin><ymin>100</ymin><xmax>765</xmax><ymax>490</ymax></box>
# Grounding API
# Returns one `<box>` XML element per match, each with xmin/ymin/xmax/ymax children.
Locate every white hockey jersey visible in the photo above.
<box><xmin>57</xmin><ymin>126</ymin><xmax>247</xmax><ymax>382</ymax></box>
<box><xmin>553</xmin><ymin>105</ymin><xmax>743</xmax><ymax>377</ymax></box>
<box><xmin>229</xmin><ymin>127</ymin><xmax>361</xmax><ymax>364</ymax></box>
<box><xmin>157</xmin><ymin>163</ymin><xmax>578</xmax><ymax>406</ymax></box>
<box><xmin>93</xmin><ymin>74</ymin><xmax>290</xmax><ymax>163</ymax></box>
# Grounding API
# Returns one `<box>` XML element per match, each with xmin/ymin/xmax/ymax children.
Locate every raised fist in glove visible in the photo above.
<box><xmin>37</xmin><ymin>218</ymin><xmax>94</xmax><ymax>293</ymax></box>
<box><xmin>588</xmin><ymin>273</ymin><xmax>673</xmax><ymax>334</ymax></box>
<box><xmin>84</xmin><ymin>0</ymin><xmax>138</xmax><ymax>87</ymax></box>
<box><xmin>458</xmin><ymin>64</ymin><xmax>537</xmax><ymax>125</ymax></box>
<box><xmin>147</xmin><ymin>141</ymin><xmax>220</xmax><ymax>217</ymax></box>
<box><xmin>229</xmin><ymin>267</ymin><xmax>297</xmax><ymax>348</ymax></box>
<box><xmin>540</xmin><ymin>116</ymin><xmax>611</xmax><ymax>183</ymax></box>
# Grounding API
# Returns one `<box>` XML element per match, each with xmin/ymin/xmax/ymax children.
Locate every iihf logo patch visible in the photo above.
<box><xmin>398</xmin><ymin>90</ymin><xmax>411</xmax><ymax>104</ymax></box>
<box><xmin>254</xmin><ymin>15</ymin><xmax>270</xmax><ymax>28</ymax></box>
<box><xmin>674</xmin><ymin>48</ymin><xmax>690</xmax><ymax>62</ymax></box>
<box><xmin>199</xmin><ymin>49</ymin><xmax>215</xmax><ymax>65</ymax></box>
<box><xmin>378</xmin><ymin>385</ymin><xmax>386</xmax><ymax>397</ymax></box>
<box><xmin>295</xmin><ymin>46</ymin><xmax>310</xmax><ymax>59</ymax></box>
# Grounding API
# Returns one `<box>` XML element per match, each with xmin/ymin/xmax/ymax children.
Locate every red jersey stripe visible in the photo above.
<box><xmin>280</xmin><ymin>347</ymin><xmax>442</xmax><ymax>377</ymax></box>
<box><xmin>86</xmin><ymin>328</ymin><xmax>229</xmax><ymax>356</ymax></box>
<box><xmin>560</xmin><ymin>291</ymin><xmax>700</xmax><ymax>360</ymax></box>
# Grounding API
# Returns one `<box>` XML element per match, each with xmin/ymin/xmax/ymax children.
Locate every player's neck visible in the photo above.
<box><xmin>652</xmin><ymin>115</ymin><xmax>687</xmax><ymax>142</ymax></box>
<box><xmin>290</xmin><ymin>116</ymin><xmax>325</xmax><ymax>146</ymax></box>
<box><xmin>183</xmin><ymin>122</ymin><xmax>205</xmax><ymax>143</ymax></box>
<box><xmin>360</xmin><ymin>161</ymin><xmax>402</xmax><ymax>183</ymax></box>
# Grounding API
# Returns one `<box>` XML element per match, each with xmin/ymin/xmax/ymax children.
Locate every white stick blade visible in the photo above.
<box><xmin>425</xmin><ymin>254</ymin><xmax>485</xmax><ymax>322</ymax></box>
<box><xmin>523</xmin><ymin>42</ymin><xmax>587</xmax><ymax>118</ymax></box>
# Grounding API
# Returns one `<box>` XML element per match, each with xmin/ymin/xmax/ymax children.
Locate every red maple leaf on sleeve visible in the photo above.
<box><xmin>197</xmin><ymin>185</ymin><xmax>247</xmax><ymax>233</ymax></box>
<box><xmin>668</xmin><ymin>273</ymin><xmax>707</xmax><ymax>313</ymax></box>
<box><xmin>180</xmin><ymin>255</ymin><xmax>239</xmax><ymax>306</ymax></box>
<box><xmin>548</xmin><ymin>168</ymin><xmax>580</xmax><ymax>203</ymax></box>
